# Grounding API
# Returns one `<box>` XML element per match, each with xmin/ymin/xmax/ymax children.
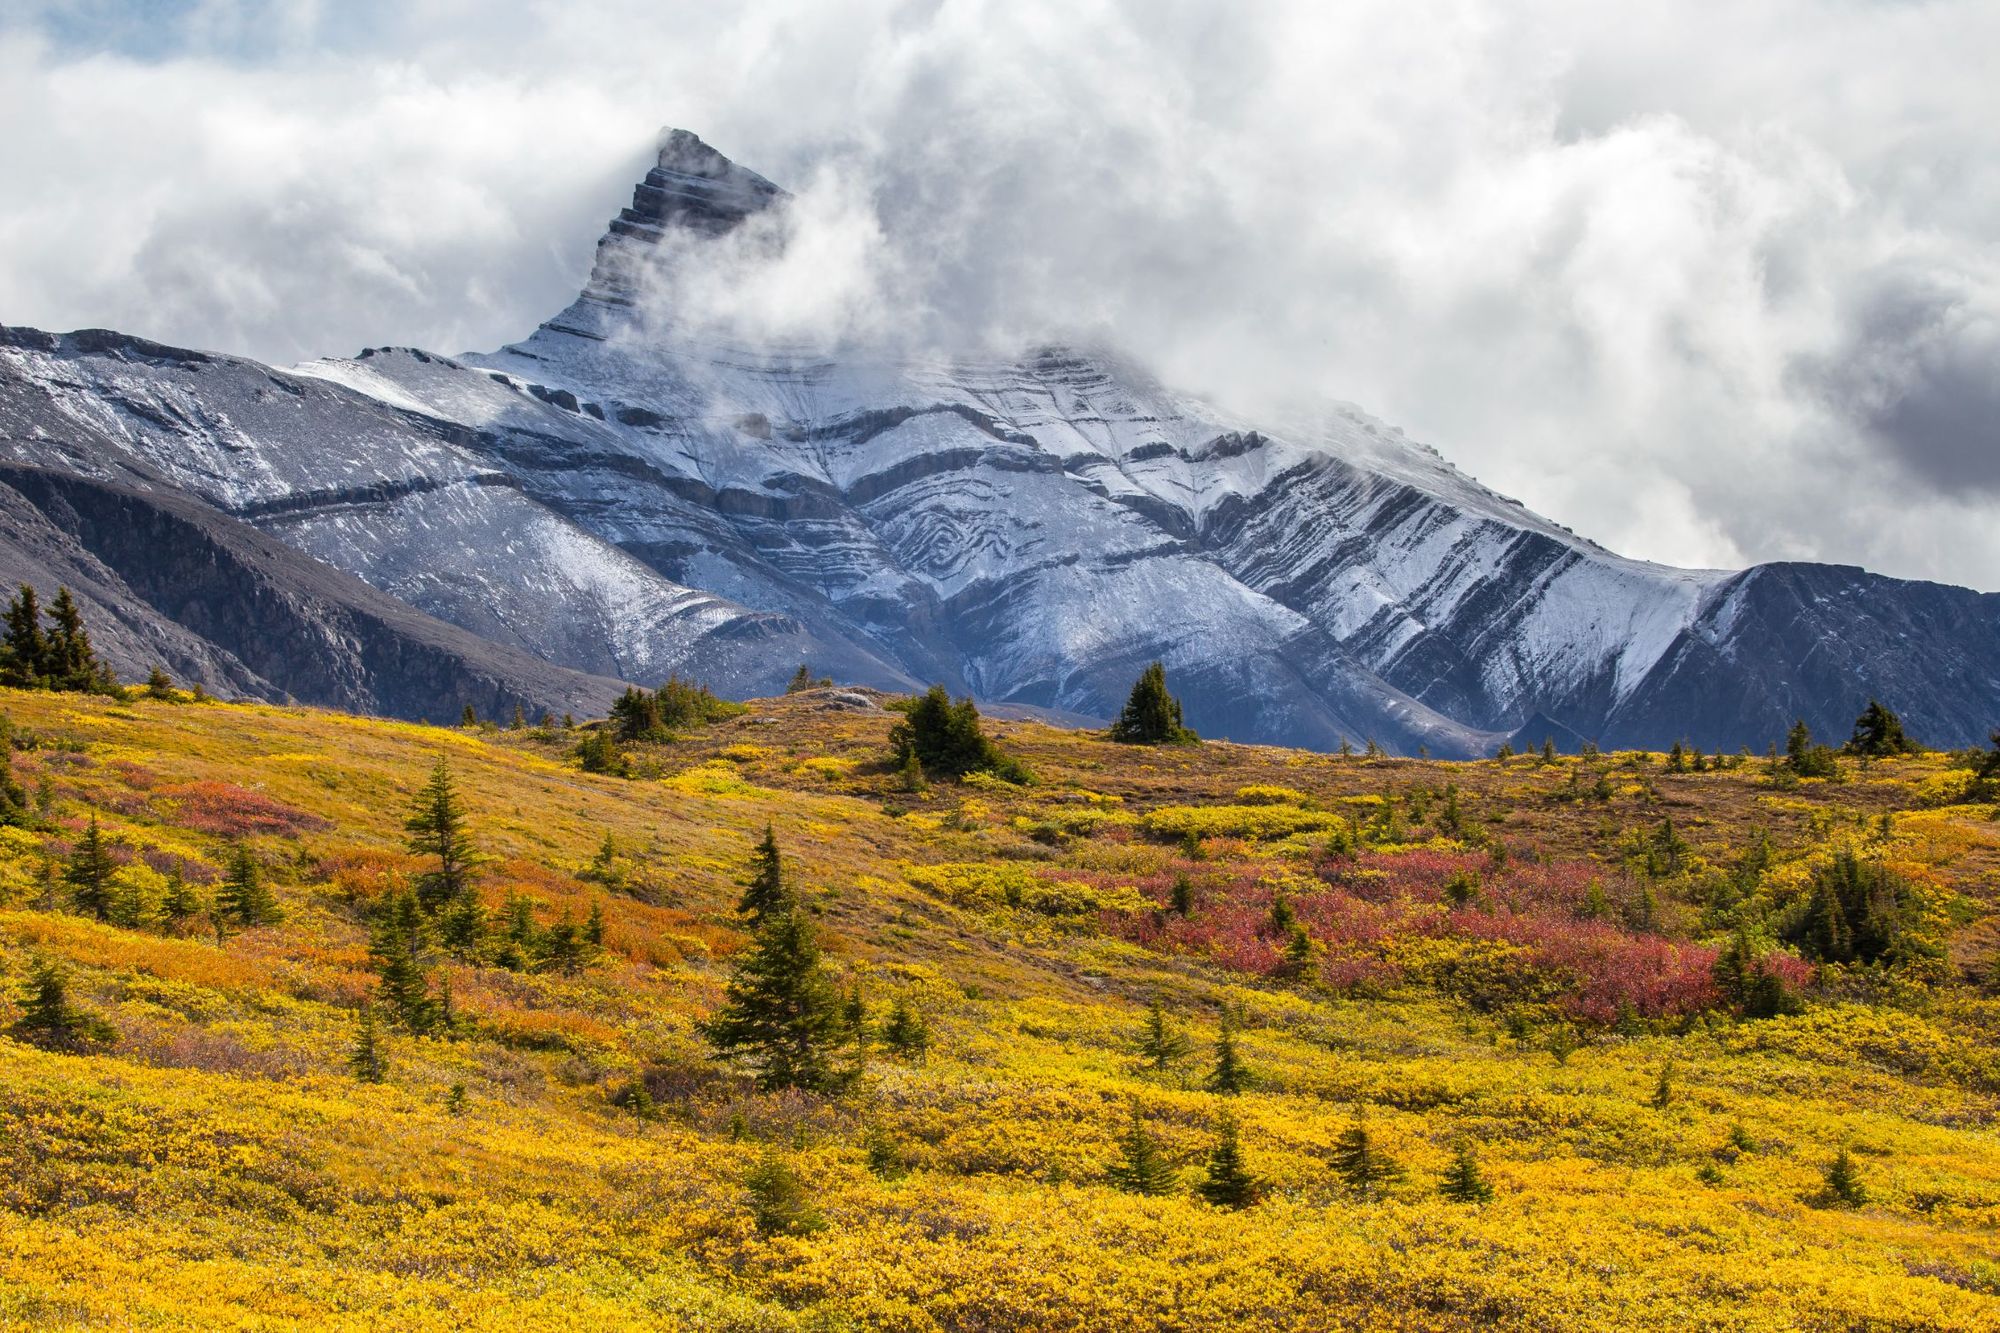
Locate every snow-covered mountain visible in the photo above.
<box><xmin>3</xmin><ymin>129</ymin><xmax>1996</xmax><ymax>751</ymax></box>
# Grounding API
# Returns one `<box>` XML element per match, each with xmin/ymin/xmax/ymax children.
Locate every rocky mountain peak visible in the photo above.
<box><xmin>618</xmin><ymin>127</ymin><xmax>786</xmax><ymax>240</ymax></box>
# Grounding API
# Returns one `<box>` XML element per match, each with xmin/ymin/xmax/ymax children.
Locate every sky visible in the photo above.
<box><xmin>3</xmin><ymin>0</ymin><xmax>1997</xmax><ymax>589</ymax></box>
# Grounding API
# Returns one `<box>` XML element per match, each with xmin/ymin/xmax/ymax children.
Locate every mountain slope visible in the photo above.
<box><xmin>0</xmin><ymin>461</ymin><xmax>628</xmax><ymax>720</ymax></box>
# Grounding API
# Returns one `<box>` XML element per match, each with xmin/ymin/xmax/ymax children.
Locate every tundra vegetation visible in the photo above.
<box><xmin>0</xmin><ymin>646</ymin><xmax>1998</xmax><ymax>1330</ymax></box>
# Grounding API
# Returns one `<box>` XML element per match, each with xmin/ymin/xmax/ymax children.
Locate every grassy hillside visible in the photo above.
<box><xmin>2</xmin><ymin>684</ymin><xmax>1998</xmax><ymax>1330</ymax></box>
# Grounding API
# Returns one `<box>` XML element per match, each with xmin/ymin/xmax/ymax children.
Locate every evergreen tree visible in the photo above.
<box><xmin>1650</xmin><ymin>1060</ymin><xmax>1676</xmax><ymax>1110</ymax></box>
<box><xmin>739</xmin><ymin>825</ymin><xmax>790</xmax><ymax>924</ymax></box>
<box><xmin>405</xmin><ymin>758</ymin><xmax>476</xmax><ymax>913</ymax></box>
<box><xmin>1785</xmin><ymin>719</ymin><xmax>1839</xmax><ymax>777</ymax></box>
<box><xmin>1822</xmin><ymin>1147</ymin><xmax>1867</xmax><ymax>1206</ymax></box>
<box><xmin>841</xmin><ymin>983</ymin><xmax>868</xmax><ymax>1046</ymax></box>
<box><xmin>1169</xmin><ymin>873</ymin><xmax>1195</xmax><ymax>917</ymax></box>
<box><xmin>495</xmin><ymin>893</ymin><xmax>541</xmax><ymax>971</ymax></box>
<box><xmin>1786</xmin><ymin>849</ymin><xmax>1918</xmax><ymax>966</ymax></box>
<box><xmin>1975</xmin><ymin>728</ymin><xmax>2000</xmax><ymax>800</ymax></box>
<box><xmin>863</xmin><ymin>1123</ymin><xmax>908</xmax><ymax>1180</ymax></box>
<box><xmin>1197</xmin><ymin>1111</ymin><xmax>1260</xmax><ymax>1208</ymax></box>
<box><xmin>2</xmin><ymin>585</ymin><xmax>47</xmax><ymax>686</ymax></box>
<box><xmin>349</xmin><ymin>1005</ymin><xmax>387</xmax><ymax>1082</ymax></box>
<box><xmin>160</xmin><ymin>861</ymin><xmax>201</xmax><ymax>925</ymax></box>
<box><xmin>1106</xmin><ymin>1104</ymin><xmax>1177</xmax><ymax>1195</ymax></box>
<box><xmin>610</xmin><ymin>686</ymin><xmax>665</xmax><ymax>741</ymax></box>
<box><xmin>655</xmin><ymin>674</ymin><xmax>742</xmax><ymax>729</ymax></box>
<box><xmin>583</xmin><ymin>900</ymin><xmax>606</xmax><ymax>951</ymax></box>
<box><xmin>787</xmin><ymin>664</ymin><xmax>815</xmax><ymax>694</ymax></box>
<box><xmin>1330</xmin><ymin>1109</ymin><xmax>1405</xmax><ymax>1199</ymax></box>
<box><xmin>1845</xmin><ymin>700</ymin><xmax>1916</xmax><ymax>757</ymax></box>
<box><xmin>882</xmin><ymin>994</ymin><xmax>930</xmax><ymax>1060</ymax></box>
<box><xmin>510</xmin><ymin>703</ymin><xmax>526</xmax><ymax>730</ymax></box>
<box><xmin>1438</xmin><ymin>1141</ymin><xmax>1494</xmax><ymax>1203</ymax></box>
<box><xmin>217</xmin><ymin>843</ymin><xmax>281</xmax><ymax>926</ymax></box>
<box><xmin>1136</xmin><ymin>996</ymin><xmax>1191</xmax><ymax>1074</ymax></box>
<box><xmin>1282</xmin><ymin>922</ymin><xmax>1318</xmax><ymax>979</ymax></box>
<box><xmin>1580</xmin><ymin>877</ymin><xmax>1613</xmax><ymax>921</ymax></box>
<box><xmin>44</xmin><ymin>587</ymin><xmax>107</xmax><ymax>690</ymax></box>
<box><xmin>889</xmin><ymin>685</ymin><xmax>1027</xmax><ymax>782</ymax></box>
<box><xmin>744</xmin><ymin>1152</ymin><xmax>823</xmax><ymax>1234</ymax></box>
<box><xmin>145</xmin><ymin>666</ymin><xmax>175</xmax><ymax>700</ymax></box>
<box><xmin>437</xmin><ymin>888</ymin><xmax>487</xmax><ymax>960</ymax></box>
<box><xmin>706</xmin><ymin>904</ymin><xmax>848</xmax><ymax>1092</ymax></box>
<box><xmin>1438</xmin><ymin>784</ymin><xmax>1463</xmax><ymax>836</ymax></box>
<box><xmin>1205</xmin><ymin>1007</ymin><xmax>1249</xmax><ymax>1095</ymax></box>
<box><xmin>0</xmin><ymin>759</ymin><xmax>30</xmax><ymax>829</ymax></box>
<box><xmin>65</xmin><ymin>813</ymin><xmax>117</xmax><ymax>920</ymax></box>
<box><xmin>370</xmin><ymin>892</ymin><xmax>443</xmax><ymax>1033</ymax></box>
<box><xmin>1108</xmin><ymin>662</ymin><xmax>1197</xmax><ymax>745</ymax></box>
<box><xmin>574</xmin><ymin>729</ymin><xmax>628</xmax><ymax>776</ymax></box>
<box><xmin>11</xmin><ymin>954</ymin><xmax>115</xmax><ymax>1050</ymax></box>
<box><xmin>542</xmin><ymin>915</ymin><xmax>588</xmax><ymax>976</ymax></box>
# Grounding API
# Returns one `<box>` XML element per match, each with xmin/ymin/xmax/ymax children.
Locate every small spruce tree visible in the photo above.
<box><xmin>706</xmin><ymin>904</ymin><xmax>849</xmax><ymax>1092</ymax></box>
<box><xmin>217</xmin><ymin>843</ymin><xmax>281</xmax><ymax>926</ymax></box>
<box><xmin>160</xmin><ymin>862</ymin><xmax>201</xmax><ymax>926</ymax></box>
<box><xmin>64</xmin><ymin>813</ymin><xmax>117</xmax><ymax>920</ymax></box>
<box><xmin>1169</xmin><ymin>872</ymin><xmax>1195</xmax><ymax>917</ymax></box>
<box><xmin>370</xmin><ymin>891</ymin><xmax>442</xmax><ymax>1033</ymax></box>
<box><xmin>1136</xmin><ymin>996</ymin><xmax>1191</xmax><ymax>1074</ymax></box>
<box><xmin>1330</xmin><ymin>1109</ymin><xmax>1405</xmax><ymax>1200</ymax></box>
<box><xmin>1206</xmin><ymin>1006</ymin><xmax>1249</xmax><ymax>1095</ymax></box>
<box><xmin>1108</xmin><ymin>662</ymin><xmax>1197</xmax><ymax>745</ymax></box>
<box><xmin>349</xmin><ymin>1005</ymin><xmax>387</xmax><ymax>1083</ymax></box>
<box><xmin>1107</xmin><ymin>1104</ymin><xmax>1177</xmax><ymax>1195</ymax></box>
<box><xmin>738</xmin><ymin>824</ymin><xmax>790</xmax><ymax>924</ymax></box>
<box><xmin>1845</xmin><ymin>700</ymin><xmax>1915</xmax><ymax>757</ymax></box>
<box><xmin>745</xmin><ymin>1151</ymin><xmax>824</xmax><ymax>1234</ymax></box>
<box><xmin>1197</xmin><ymin>1111</ymin><xmax>1260</xmax><ymax>1208</ymax></box>
<box><xmin>2</xmin><ymin>584</ymin><xmax>48</xmax><ymax>686</ymax></box>
<box><xmin>888</xmin><ymin>685</ymin><xmax>1026</xmax><ymax>782</ymax></box>
<box><xmin>1439</xmin><ymin>1141</ymin><xmax>1495</xmax><ymax>1203</ymax></box>
<box><xmin>1822</xmin><ymin>1146</ymin><xmax>1867</xmax><ymax>1207</ymax></box>
<box><xmin>405</xmin><ymin>758</ymin><xmax>477</xmax><ymax>913</ymax></box>
<box><xmin>12</xmin><ymin>954</ymin><xmax>115</xmax><ymax>1050</ymax></box>
<box><xmin>1650</xmin><ymin>1060</ymin><xmax>1676</xmax><ymax>1110</ymax></box>
<box><xmin>881</xmin><ymin>995</ymin><xmax>931</xmax><ymax>1061</ymax></box>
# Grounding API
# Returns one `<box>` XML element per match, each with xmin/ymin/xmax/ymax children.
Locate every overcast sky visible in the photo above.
<box><xmin>4</xmin><ymin>0</ymin><xmax>1997</xmax><ymax>588</ymax></box>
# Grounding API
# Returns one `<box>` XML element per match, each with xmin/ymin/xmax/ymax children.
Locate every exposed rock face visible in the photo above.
<box><xmin>0</xmin><ymin>462</ymin><xmax>626</xmax><ymax>720</ymax></box>
<box><xmin>1</xmin><ymin>128</ymin><xmax>1995</xmax><ymax>751</ymax></box>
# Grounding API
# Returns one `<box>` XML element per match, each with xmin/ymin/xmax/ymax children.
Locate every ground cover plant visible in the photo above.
<box><xmin>1</xmin><ymin>675</ymin><xmax>1999</xmax><ymax>1330</ymax></box>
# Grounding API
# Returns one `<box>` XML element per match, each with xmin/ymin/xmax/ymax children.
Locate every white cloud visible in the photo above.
<box><xmin>2</xmin><ymin>0</ymin><xmax>1997</xmax><ymax>587</ymax></box>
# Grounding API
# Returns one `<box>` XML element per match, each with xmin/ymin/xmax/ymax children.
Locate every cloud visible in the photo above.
<box><xmin>2</xmin><ymin>0</ymin><xmax>1998</xmax><ymax>588</ymax></box>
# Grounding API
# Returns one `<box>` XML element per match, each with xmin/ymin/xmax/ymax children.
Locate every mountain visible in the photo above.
<box><xmin>3</xmin><ymin>129</ymin><xmax>1996</xmax><ymax>749</ymax></box>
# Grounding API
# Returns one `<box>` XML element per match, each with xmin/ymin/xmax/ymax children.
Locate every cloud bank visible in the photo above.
<box><xmin>3</xmin><ymin>0</ymin><xmax>1997</xmax><ymax>587</ymax></box>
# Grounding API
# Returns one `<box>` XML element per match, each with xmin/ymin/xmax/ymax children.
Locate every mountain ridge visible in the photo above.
<box><xmin>1</xmin><ymin>128</ymin><xmax>1995</xmax><ymax>750</ymax></box>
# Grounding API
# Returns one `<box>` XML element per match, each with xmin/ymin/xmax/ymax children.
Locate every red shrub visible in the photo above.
<box><xmin>151</xmin><ymin>781</ymin><xmax>331</xmax><ymax>837</ymax></box>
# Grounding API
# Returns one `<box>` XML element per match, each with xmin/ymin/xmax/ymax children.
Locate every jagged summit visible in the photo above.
<box><xmin>622</xmin><ymin>128</ymin><xmax>785</xmax><ymax>238</ymax></box>
<box><xmin>580</xmin><ymin>128</ymin><xmax>786</xmax><ymax>305</ymax></box>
